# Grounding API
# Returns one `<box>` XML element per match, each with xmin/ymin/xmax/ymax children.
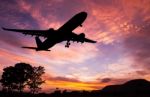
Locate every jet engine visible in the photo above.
<box><xmin>78</xmin><ymin>33</ymin><xmax>85</xmax><ymax>43</ymax></box>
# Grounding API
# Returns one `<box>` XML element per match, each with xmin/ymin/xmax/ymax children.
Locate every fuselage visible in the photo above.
<box><xmin>37</xmin><ymin>12</ymin><xmax>87</xmax><ymax>50</ymax></box>
<box><xmin>37</xmin><ymin>30</ymin><xmax>73</xmax><ymax>50</ymax></box>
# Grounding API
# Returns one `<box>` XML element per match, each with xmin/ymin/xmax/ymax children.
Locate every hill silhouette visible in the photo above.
<box><xmin>100</xmin><ymin>79</ymin><xmax>150</xmax><ymax>96</ymax></box>
<box><xmin>0</xmin><ymin>79</ymin><xmax>150</xmax><ymax>97</ymax></box>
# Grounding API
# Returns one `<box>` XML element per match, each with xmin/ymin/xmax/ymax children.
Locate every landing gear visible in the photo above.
<box><xmin>65</xmin><ymin>41</ymin><xmax>71</xmax><ymax>48</ymax></box>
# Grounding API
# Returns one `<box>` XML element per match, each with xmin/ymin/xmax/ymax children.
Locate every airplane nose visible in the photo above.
<box><xmin>80</xmin><ymin>12</ymin><xmax>87</xmax><ymax>17</ymax></box>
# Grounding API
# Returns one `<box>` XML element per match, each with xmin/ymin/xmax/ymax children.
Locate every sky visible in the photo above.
<box><xmin>0</xmin><ymin>0</ymin><xmax>150</xmax><ymax>92</ymax></box>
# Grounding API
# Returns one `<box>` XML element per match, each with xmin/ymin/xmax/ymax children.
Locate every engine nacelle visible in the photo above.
<box><xmin>78</xmin><ymin>33</ymin><xmax>85</xmax><ymax>43</ymax></box>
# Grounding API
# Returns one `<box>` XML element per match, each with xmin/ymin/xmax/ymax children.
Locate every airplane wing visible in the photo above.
<box><xmin>2</xmin><ymin>27</ymin><xmax>47</xmax><ymax>37</ymax></box>
<box><xmin>71</xmin><ymin>33</ymin><xmax>97</xmax><ymax>43</ymax></box>
<box><xmin>84</xmin><ymin>38</ymin><xmax>97</xmax><ymax>43</ymax></box>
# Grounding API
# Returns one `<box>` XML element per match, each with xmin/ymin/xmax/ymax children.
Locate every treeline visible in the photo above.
<box><xmin>0</xmin><ymin>89</ymin><xmax>101</xmax><ymax>97</ymax></box>
<box><xmin>0</xmin><ymin>63</ymin><xmax>45</xmax><ymax>94</ymax></box>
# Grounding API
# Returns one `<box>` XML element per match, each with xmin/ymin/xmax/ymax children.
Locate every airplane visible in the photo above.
<box><xmin>2</xmin><ymin>12</ymin><xmax>96</xmax><ymax>51</ymax></box>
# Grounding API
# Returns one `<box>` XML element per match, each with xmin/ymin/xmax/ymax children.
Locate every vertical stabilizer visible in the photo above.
<box><xmin>35</xmin><ymin>37</ymin><xmax>42</xmax><ymax>47</ymax></box>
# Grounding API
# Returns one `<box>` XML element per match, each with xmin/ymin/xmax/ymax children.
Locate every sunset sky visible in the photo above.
<box><xmin>0</xmin><ymin>0</ymin><xmax>150</xmax><ymax>92</ymax></box>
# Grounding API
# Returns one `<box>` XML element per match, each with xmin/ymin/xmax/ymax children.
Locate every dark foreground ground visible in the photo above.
<box><xmin>1</xmin><ymin>79</ymin><xmax>150</xmax><ymax>97</ymax></box>
<box><xmin>0</xmin><ymin>91</ymin><xmax>149</xmax><ymax>97</ymax></box>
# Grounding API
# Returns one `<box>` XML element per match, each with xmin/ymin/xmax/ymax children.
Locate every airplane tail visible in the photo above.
<box><xmin>21</xmin><ymin>37</ymin><xmax>43</xmax><ymax>51</ymax></box>
<box><xmin>35</xmin><ymin>36</ymin><xmax>42</xmax><ymax>47</ymax></box>
<box><xmin>22</xmin><ymin>37</ymin><xmax>50</xmax><ymax>51</ymax></box>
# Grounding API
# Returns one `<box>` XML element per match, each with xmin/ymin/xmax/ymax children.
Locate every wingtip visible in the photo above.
<box><xmin>91</xmin><ymin>40</ymin><xmax>97</xmax><ymax>43</ymax></box>
<box><xmin>92</xmin><ymin>41</ymin><xmax>97</xmax><ymax>43</ymax></box>
<box><xmin>1</xmin><ymin>27</ymin><xmax>5</xmax><ymax>30</ymax></box>
<box><xmin>1</xmin><ymin>27</ymin><xmax>8</xmax><ymax>30</ymax></box>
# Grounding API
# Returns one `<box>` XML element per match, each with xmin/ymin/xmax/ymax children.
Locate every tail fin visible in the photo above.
<box><xmin>35</xmin><ymin>37</ymin><xmax>42</xmax><ymax>47</ymax></box>
<box><xmin>22</xmin><ymin>37</ymin><xmax>51</xmax><ymax>51</ymax></box>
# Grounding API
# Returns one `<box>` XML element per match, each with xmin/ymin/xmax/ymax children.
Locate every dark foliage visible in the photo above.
<box><xmin>27</xmin><ymin>66</ymin><xmax>45</xmax><ymax>94</ymax></box>
<box><xmin>14</xmin><ymin>63</ymin><xmax>33</xmax><ymax>93</ymax></box>
<box><xmin>0</xmin><ymin>66</ymin><xmax>16</xmax><ymax>92</ymax></box>
<box><xmin>0</xmin><ymin>63</ymin><xmax>45</xmax><ymax>93</ymax></box>
<box><xmin>0</xmin><ymin>63</ymin><xmax>33</xmax><ymax>92</ymax></box>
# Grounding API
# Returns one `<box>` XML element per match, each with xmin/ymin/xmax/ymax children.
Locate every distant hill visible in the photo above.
<box><xmin>100</xmin><ymin>79</ymin><xmax>150</xmax><ymax>96</ymax></box>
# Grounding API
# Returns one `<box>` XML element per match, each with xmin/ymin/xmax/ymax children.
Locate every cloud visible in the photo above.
<box><xmin>135</xmin><ymin>70</ymin><xmax>149</xmax><ymax>76</ymax></box>
<box><xmin>119</xmin><ymin>0</ymin><xmax>150</xmax><ymax>72</ymax></box>
<box><xmin>123</xmin><ymin>21</ymin><xmax>150</xmax><ymax>70</ymax></box>
<box><xmin>42</xmin><ymin>74</ymin><xmax>107</xmax><ymax>92</ymax></box>
<box><xmin>43</xmin><ymin>74</ymin><xmax>80</xmax><ymax>83</ymax></box>
<box><xmin>101</xmin><ymin>78</ymin><xmax>111</xmax><ymax>83</ymax></box>
<box><xmin>84</xmin><ymin>0</ymin><xmax>150</xmax><ymax>77</ymax></box>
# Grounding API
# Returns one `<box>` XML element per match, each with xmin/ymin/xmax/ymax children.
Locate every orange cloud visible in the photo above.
<box><xmin>80</xmin><ymin>0</ymin><xmax>150</xmax><ymax>45</ymax></box>
<box><xmin>41</xmin><ymin>75</ymin><xmax>107</xmax><ymax>92</ymax></box>
<box><xmin>45</xmin><ymin>80</ymin><xmax>105</xmax><ymax>91</ymax></box>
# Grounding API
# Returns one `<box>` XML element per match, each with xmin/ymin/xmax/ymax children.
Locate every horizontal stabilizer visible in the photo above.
<box><xmin>22</xmin><ymin>46</ymin><xmax>37</xmax><ymax>50</ymax></box>
<box><xmin>22</xmin><ymin>46</ymin><xmax>50</xmax><ymax>51</ymax></box>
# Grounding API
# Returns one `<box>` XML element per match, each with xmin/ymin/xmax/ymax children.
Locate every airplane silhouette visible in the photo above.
<box><xmin>2</xmin><ymin>12</ymin><xmax>96</xmax><ymax>51</ymax></box>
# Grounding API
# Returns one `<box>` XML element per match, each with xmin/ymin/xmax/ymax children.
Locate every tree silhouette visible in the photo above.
<box><xmin>0</xmin><ymin>62</ymin><xmax>45</xmax><ymax>94</ymax></box>
<box><xmin>0</xmin><ymin>63</ymin><xmax>36</xmax><ymax>93</ymax></box>
<box><xmin>27</xmin><ymin>66</ymin><xmax>45</xmax><ymax>94</ymax></box>
<box><xmin>0</xmin><ymin>66</ymin><xmax>16</xmax><ymax>92</ymax></box>
<box><xmin>14</xmin><ymin>63</ymin><xmax>33</xmax><ymax>93</ymax></box>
